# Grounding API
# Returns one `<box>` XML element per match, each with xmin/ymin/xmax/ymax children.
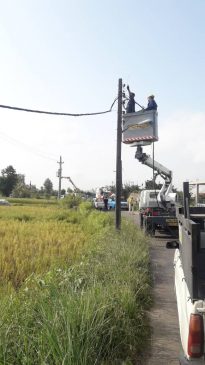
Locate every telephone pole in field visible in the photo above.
<box><xmin>115</xmin><ymin>78</ymin><xmax>122</xmax><ymax>230</ymax></box>
<box><xmin>57</xmin><ymin>156</ymin><xmax>64</xmax><ymax>199</ymax></box>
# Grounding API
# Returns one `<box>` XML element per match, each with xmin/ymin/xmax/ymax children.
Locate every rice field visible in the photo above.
<box><xmin>0</xmin><ymin>200</ymin><xmax>152</xmax><ymax>364</ymax></box>
<box><xmin>0</xmin><ymin>203</ymin><xmax>104</xmax><ymax>290</ymax></box>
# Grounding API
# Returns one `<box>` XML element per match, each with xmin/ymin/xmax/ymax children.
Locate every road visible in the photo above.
<box><xmin>124</xmin><ymin>212</ymin><xmax>180</xmax><ymax>364</ymax></box>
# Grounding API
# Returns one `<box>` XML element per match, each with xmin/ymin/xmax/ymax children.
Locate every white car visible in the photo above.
<box><xmin>0</xmin><ymin>199</ymin><xmax>10</xmax><ymax>206</ymax></box>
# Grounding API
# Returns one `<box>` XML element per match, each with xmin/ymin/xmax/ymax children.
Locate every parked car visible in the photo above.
<box><xmin>0</xmin><ymin>199</ymin><xmax>10</xmax><ymax>206</ymax></box>
<box><xmin>93</xmin><ymin>198</ymin><xmax>128</xmax><ymax>211</ymax></box>
<box><xmin>108</xmin><ymin>199</ymin><xmax>128</xmax><ymax>211</ymax></box>
<box><xmin>120</xmin><ymin>200</ymin><xmax>129</xmax><ymax>210</ymax></box>
<box><xmin>93</xmin><ymin>198</ymin><xmax>114</xmax><ymax>210</ymax></box>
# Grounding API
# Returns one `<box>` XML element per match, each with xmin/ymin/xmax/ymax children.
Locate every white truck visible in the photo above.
<box><xmin>167</xmin><ymin>182</ymin><xmax>205</xmax><ymax>364</ymax></box>
<box><xmin>136</xmin><ymin>146</ymin><xmax>178</xmax><ymax>236</ymax></box>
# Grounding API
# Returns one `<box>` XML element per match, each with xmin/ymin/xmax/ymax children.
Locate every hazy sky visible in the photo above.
<box><xmin>0</xmin><ymin>0</ymin><xmax>205</xmax><ymax>191</ymax></box>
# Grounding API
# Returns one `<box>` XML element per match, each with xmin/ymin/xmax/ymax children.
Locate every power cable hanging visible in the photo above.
<box><xmin>0</xmin><ymin>131</ymin><xmax>58</xmax><ymax>162</ymax></box>
<box><xmin>0</xmin><ymin>96</ymin><xmax>118</xmax><ymax>117</ymax></box>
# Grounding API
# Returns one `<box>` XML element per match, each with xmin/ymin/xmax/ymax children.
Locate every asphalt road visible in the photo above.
<box><xmin>124</xmin><ymin>212</ymin><xmax>180</xmax><ymax>364</ymax></box>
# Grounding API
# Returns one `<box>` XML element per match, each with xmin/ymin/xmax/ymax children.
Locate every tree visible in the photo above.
<box><xmin>122</xmin><ymin>183</ymin><xmax>140</xmax><ymax>200</ymax></box>
<box><xmin>12</xmin><ymin>183</ymin><xmax>31</xmax><ymax>198</ymax></box>
<box><xmin>43</xmin><ymin>178</ymin><xmax>53</xmax><ymax>198</ymax></box>
<box><xmin>0</xmin><ymin>165</ymin><xmax>18</xmax><ymax>197</ymax></box>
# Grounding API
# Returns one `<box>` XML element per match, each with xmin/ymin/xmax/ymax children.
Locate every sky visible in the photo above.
<box><xmin>0</xmin><ymin>0</ymin><xmax>205</xmax><ymax>192</ymax></box>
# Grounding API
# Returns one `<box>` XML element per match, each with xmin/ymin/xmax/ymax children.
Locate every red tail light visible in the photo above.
<box><xmin>188</xmin><ymin>314</ymin><xmax>204</xmax><ymax>358</ymax></box>
<box><xmin>145</xmin><ymin>208</ymin><xmax>153</xmax><ymax>215</ymax></box>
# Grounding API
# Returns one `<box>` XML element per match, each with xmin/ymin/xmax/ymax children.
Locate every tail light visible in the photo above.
<box><xmin>144</xmin><ymin>208</ymin><xmax>161</xmax><ymax>216</ymax></box>
<box><xmin>145</xmin><ymin>208</ymin><xmax>153</xmax><ymax>216</ymax></box>
<box><xmin>188</xmin><ymin>314</ymin><xmax>204</xmax><ymax>358</ymax></box>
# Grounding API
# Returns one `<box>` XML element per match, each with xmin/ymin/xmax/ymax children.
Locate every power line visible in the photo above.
<box><xmin>0</xmin><ymin>130</ymin><xmax>58</xmax><ymax>162</ymax></box>
<box><xmin>0</xmin><ymin>96</ymin><xmax>118</xmax><ymax>117</ymax></box>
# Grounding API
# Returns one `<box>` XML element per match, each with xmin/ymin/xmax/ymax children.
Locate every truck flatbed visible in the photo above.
<box><xmin>190</xmin><ymin>213</ymin><xmax>205</xmax><ymax>218</ymax></box>
<box><xmin>141</xmin><ymin>213</ymin><xmax>178</xmax><ymax>237</ymax></box>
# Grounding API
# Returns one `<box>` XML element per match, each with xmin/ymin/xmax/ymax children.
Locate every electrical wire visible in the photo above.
<box><xmin>0</xmin><ymin>131</ymin><xmax>58</xmax><ymax>162</ymax></box>
<box><xmin>0</xmin><ymin>96</ymin><xmax>118</xmax><ymax>117</ymax></box>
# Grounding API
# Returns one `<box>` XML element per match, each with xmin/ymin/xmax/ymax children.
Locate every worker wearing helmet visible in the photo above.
<box><xmin>145</xmin><ymin>95</ymin><xmax>158</xmax><ymax>111</ymax></box>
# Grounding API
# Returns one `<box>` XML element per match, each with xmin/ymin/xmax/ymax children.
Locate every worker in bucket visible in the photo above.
<box><xmin>125</xmin><ymin>85</ymin><xmax>145</xmax><ymax>113</ymax></box>
<box><xmin>126</xmin><ymin>85</ymin><xmax>136</xmax><ymax>113</ymax></box>
<box><xmin>145</xmin><ymin>95</ymin><xmax>158</xmax><ymax>111</ymax></box>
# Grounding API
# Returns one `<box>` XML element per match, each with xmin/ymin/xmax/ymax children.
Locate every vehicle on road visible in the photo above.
<box><xmin>136</xmin><ymin>146</ymin><xmax>178</xmax><ymax>236</ymax></box>
<box><xmin>94</xmin><ymin>187</ymin><xmax>128</xmax><ymax>211</ymax></box>
<box><xmin>93</xmin><ymin>198</ymin><xmax>111</xmax><ymax>210</ymax></box>
<box><xmin>0</xmin><ymin>199</ymin><xmax>10</xmax><ymax>206</ymax></box>
<box><xmin>120</xmin><ymin>200</ymin><xmax>129</xmax><ymax>210</ymax></box>
<box><xmin>93</xmin><ymin>198</ymin><xmax>128</xmax><ymax>211</ymax></box>
<box><xmin>167</xmin><ymin>182</ymin><xmax>205</xmax><ymax>364</ymax></box>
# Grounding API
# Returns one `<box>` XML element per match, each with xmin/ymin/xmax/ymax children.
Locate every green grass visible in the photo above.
<box><xmin>7</xmin><ymin>197</ymin><xmax>58</xmax><ymax>206</ymax></box>
<box><xmin>0</xmin><ymin>204</ymin><xmax>151</xmax><ymax>364</ymax></box>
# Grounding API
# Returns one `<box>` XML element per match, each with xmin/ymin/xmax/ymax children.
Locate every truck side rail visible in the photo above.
<box><xmin>177</xmin><ymin>206</ymin><xmax>205</xmax><ymax>300</ymax></box>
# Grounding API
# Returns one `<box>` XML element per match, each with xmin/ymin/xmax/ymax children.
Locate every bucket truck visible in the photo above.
<box><xmin>167</xmin><ymin>183</ymin><xmax>205</xmax><ymax>364</ymax></box>
<box><xmin>122</xmin><ymin>98</ymin><xmax>178</xmax><ymax>235</ymax></box>
<box><xmin>62</xmin><ymin>176</ymin><xmax>81</xmax><ymax>194</ymax></box>
<box><xmin>135</xmin><ymin>146</ymin><xmax>178</xmax><ymax>236</ymax></box>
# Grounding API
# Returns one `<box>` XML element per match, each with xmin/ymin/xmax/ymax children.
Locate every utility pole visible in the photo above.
<box><xmin>115</xmin><ymin>78</ymin><xmax>123</xmax><ymax>230</ymax></box>
<box><xmin>57</xmin><ymin>156</ymin><xmax>64</xmax><ymax>199</ymax></box>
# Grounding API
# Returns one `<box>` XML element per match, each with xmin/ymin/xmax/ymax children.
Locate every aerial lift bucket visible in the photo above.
<box><xmin>122</xmin><ymin>110</ymin><xmax>158</xmax><ymax>145</ymax></box>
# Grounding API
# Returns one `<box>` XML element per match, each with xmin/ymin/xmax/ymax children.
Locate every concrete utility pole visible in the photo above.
<box><xmin>57</xmin><ymin>156</ymin><xmax>64</xmax><ymax>199</ymax></box>
<box><xmin>115</xmin><ymin>78</ymin><xmax>123</xmax><ymax>230</ymax></box>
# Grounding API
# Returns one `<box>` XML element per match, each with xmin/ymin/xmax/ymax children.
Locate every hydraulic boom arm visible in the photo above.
<box><xmin>135</xmin><ymin>146</ymin><xmax>176</xmax><ymax>209</ymax></box>
<box><xmin>62</xmin><ymin>176</ymin><xmax>80</xmax><ymax>192</ymax></box>
<box><xmin>135</xmin><ymin>146</ymin><xmax>172</xmax><ymax>183</ymax></box>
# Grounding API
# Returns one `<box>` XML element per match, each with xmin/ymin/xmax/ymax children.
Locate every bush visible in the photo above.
<box><xmin>60</xmin><ymin>194</ymin><xmax>82</xmax><ymax>209</ymax></box>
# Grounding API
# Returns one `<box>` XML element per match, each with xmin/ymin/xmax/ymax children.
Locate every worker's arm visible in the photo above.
<box><xmin>127</xmin><ymin>85</ymin><xmax>131</xmax><ymax>97</ymax></box>
<box><xmin>134</xmin><ymin>100</ymin><xmax>145</xmax><ymax>109</ymax></box>
<box><xmin>136</xmin><ymin>101</ymin><xmax>145</xmax><ymax>109</ymax></box>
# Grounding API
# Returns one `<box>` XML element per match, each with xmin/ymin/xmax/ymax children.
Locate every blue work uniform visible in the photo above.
<box><xmin>146</xmin><ymin>99</ymin><xmax>157</xmax><ymax>111</ymax></box>
<box><xmin>126</xmin><ymin>97</ymin><xmax>135</xmax><ymax>113</ymax></box>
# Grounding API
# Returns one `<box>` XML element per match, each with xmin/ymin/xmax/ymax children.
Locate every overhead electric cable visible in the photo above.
<box><xmin>0</xmin><ymin>130</ymin><xmax>57</xmax><ymax>162</ymax></box>
<box><xmin>0</xmin><ymin>96</ymin><xmax>118</xmax><ymax>117</ymax></box>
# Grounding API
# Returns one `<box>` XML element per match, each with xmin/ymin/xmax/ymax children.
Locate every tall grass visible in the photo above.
<box><xmin>0</xmin><ymin>204</ymin><xmax>112</xmax><ymax>290</ymax></box>
<box><xmin>7</xmin><ymin>197</ymin><xmax>58</xmax><ymax>206</ymax></box>
<box><xmin>0</xmin><ymin>204</ymin><xmax>151</xmax><ymax>364</ymax></box>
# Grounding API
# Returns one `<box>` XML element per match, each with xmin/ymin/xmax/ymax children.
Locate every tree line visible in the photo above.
<box><xmin>0</xmin><ymin>165</ymin><xmax>55</xmax><ymax>199</ymax></box>
<box><xmin>0</xmin><ymin>165</ymin><xmax>167</xmax><ymax>200</ymax></box>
